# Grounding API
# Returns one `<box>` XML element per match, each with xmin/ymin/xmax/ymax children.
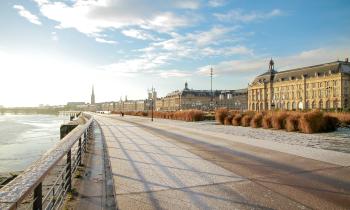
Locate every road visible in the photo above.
<box><xmin>93</xmin><ymin>114</ymin><xmax>350</xmax><ymax>210</ymax></box>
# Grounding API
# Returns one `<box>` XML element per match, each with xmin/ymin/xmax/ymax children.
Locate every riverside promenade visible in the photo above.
<box><xmin>92</xmin><ymin>113</ymin><xmax>350</xmax><ymax>210</ymax></box>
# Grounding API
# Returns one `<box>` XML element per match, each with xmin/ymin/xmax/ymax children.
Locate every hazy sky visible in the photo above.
<box><xmin>0</xmin><ymin>0</ymin><xmax>349</xmax><ymax>107</ymax></box>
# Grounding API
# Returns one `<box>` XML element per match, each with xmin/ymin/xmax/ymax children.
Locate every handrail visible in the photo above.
<box><xmin>0</xmin><ymin>116</ymin><xmax>93</xmax><ymax>210</ymax></box>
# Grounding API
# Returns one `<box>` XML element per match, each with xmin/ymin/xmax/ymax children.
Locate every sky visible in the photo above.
<box><xmin>0</xmin><ymin>0</ymin><xmax>349</xmax><ymax>107</ymax></box>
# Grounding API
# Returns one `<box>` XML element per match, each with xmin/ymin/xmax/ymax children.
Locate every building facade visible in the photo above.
<box><xmin>248</xmin><ymin>59</ymin><xmax>350</xmax><ymax>111</ymax></box>
<box><xmin>103</xmin><ymin>89</ymin><xmax>157</xmax><ymax>113</ymax></box>
<box><xmin>156</xmin><ymin>82</ymin><xmax>248</xmax><ymax>111</ymax></box>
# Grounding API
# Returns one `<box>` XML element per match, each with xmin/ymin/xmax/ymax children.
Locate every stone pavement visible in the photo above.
<box><xmin>94</xmin><ymin>114</ymin><xmax>350</xmax><ymax>210</ymax></box>
<box><xmin>96</xmin><ymin>116</ymin><xmax>251</xmax><ymax>209</ymax></box>
<box><xmin>67</xmin><ymin>121</ymin><xmax>116</xmax><ymax>210</ymax></box>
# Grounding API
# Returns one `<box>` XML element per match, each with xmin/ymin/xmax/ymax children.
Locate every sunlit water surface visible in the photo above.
<box><xmin>0</xmin><ymin>114</ymin><xmax>68</xmax><ymax>173</ymax></box>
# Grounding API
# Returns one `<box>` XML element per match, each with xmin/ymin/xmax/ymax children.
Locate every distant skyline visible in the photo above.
<box><xmin>0</xmin><ymin>0</ymin><xmax>349</xmax><ymax>107</ymax></box>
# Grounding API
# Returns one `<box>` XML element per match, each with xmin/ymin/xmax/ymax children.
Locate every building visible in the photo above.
<box><xmin>106</xmin><ymin>89</ymin><xmax>157</xmax><ymax>113</ymax></box>
<box><xmin>217</xmin><ymin>89</ymin><xmax>248</xmax><ymax>110</ymax></box>
<box><xmin>66</xmin><ymin>102</ymin><xmax>85</xmax><ymax>107</ymax></box>
<box><xmin>248</xmin><ymin>59</ymin><xmax>350</xmax><ymax>111</ymax></box>
<box><xmin>156</xmin><ymin>82</ymin><xmax>248</xmax><ymax>111</ymax></box>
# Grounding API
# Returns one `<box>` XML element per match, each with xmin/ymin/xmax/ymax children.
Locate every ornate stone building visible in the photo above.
<box><xmin>248</xmin><ymin>59</ymin><xmax>350</xmax><ymax>111</ymax></box>
<box><xmin>156</xmin><ymin>82</ymin><xmax>248</xmax><ymax>111</ymax></box>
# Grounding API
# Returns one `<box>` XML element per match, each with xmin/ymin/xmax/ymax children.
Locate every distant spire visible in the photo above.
<box><xmin>269</xmin><ymin>58</ymin><xmax>275</xmax><ymax>72</ymax></box>
<box><xmin>185</xmin><ymin>81</ymin><xmax>189</xmax><ymax>90</ymax></box>
<box><xmin>91</xmin><ymin>85</ymin><xmax>95</xmax><ymax>105</ymax></box>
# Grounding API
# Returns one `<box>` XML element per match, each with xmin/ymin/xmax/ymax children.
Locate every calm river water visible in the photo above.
<box><xmin>0</xmin><ymin>114</ymin><xmax>68</xmax><ymax>173</ymax></box>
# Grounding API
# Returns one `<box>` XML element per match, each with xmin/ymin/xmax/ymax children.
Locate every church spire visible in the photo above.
<box><xmin>91</xmin><ymin>85</ymin><xmax>95</xmax><ymax>105</ymax></box>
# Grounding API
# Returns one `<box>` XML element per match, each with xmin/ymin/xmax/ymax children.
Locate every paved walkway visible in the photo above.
<box><xmin>67</xmin><ymin>121</ymin><xmax>116</xmax><ymax>210</ymax></box>
<box><xmin>94</xmin><ymin>114</ymin><xmax>350</xmax><ymax>210</ymax></box>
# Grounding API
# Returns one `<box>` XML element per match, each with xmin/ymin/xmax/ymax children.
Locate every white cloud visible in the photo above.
<box><xmin>95</xmin><ymin>37</ymin><xmax>117</xmax><ymax>44</ymax></box>
<box><xmin>188</xmin><ymin>26</ymin><xmax>235</xmax><ymax>46</ymax></box>
<box><xmin>139</xmin><ymin>26</ymin><xmax>247</xmax><ymax>62</ymax></box>
<box><xmin>107</xmin><ymin>26</ymin><xmax>252</xmax><ymax>78</ymax></box>
<box><xmin>121</xmin><ymin>29</ymin><xmax>158</xmax><ymax>41</ymax></box>
<box><xmin>214</xmin><ymin>9</ymin><xmax>282</xmax><ymax>23</ymax></box>
<box><xmin>208</xmin><ymin>0</ymin><xmax>226</xmax><ymax>7</ymax></box>
<box><xmin>173</xmin><ymin>0</ymin><xmax>201</xmax><ymax>9</ymax></box>
<box><xmin>159</xmin><ymin>69</ymin><xmax>192</xmax><ymax>78</ymax></box>
<box><xmin>99</xmin><ymin>55</ymin><xmax>169</xmax><ymax>77</ymax></box>
<box><xmin>202</xmin><ymin>46</ymin><xmax>253</xmax><ymax>56</ymax></box>
<box><xmin>33</xmin><ymin>0</ymin><xmax>197</xmax><ymax>37</ymax></box>
<box><xmin>196</xmin><ymin>47</ymin><xmax>349</xmax><ymax>76</ymax></box>
<box><xmin>13</xmin><ymin>5</ymin><xmax>42</xmax><ymax>25</ymax></box>
<box><xmin>51</xmin><ymin>31</ymin><xmax>58</xmax><ymax>41</ymax></box>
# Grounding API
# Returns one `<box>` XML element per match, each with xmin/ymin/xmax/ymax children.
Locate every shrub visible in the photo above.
<box><xmin>186</xmin><ymin>110</ymin><xmax>205</xmax><ymax>121</ymax></box>
<box><xmin>251</xmin><ymin>113</ymin><xmax>263</xmax><ymax>128</ymax></box>
<box><xmin>215</xmin><ymin>108</ymin><xmax>229</xmax><ymax>125</ymax></box>
<box><xmin>262</xmin><ymin>114</ymin><xmax>272</xmax><ymax>129</ymax></box>
<box><xmin>241</xmin><ymin>114</ymin><xmax>253</xmax><ymax>127</ymax></box>
<box><xmin>327</xmin><ymin>112</ymin><xmax>350</xmax><ymax>126</ymax></box>
<box><xmin>322</xmin><ymin>115</ymin><xmax>339</xmax><ymax>132</ymax></box>
<box><xmin>224</xmin><ymin>115</ymin><xmax>233</xmax><ymax>125</ymax></box>
<box><xmin>271</xmin><ymin>112</ymin><xmax>289</xmax><ymax>130</ymax></box>
<box><xmin>299</xmin><ymin>111</ymin><xmax>324</xmax><ymax>133</ymax></box>
<box><xmin>285</xmin><ymin>114</ymin><xmax>300</xmax><ymax>132</ymax></box>
<box><xmin>232</xmin><ymin>114</ymin><xmax>243</xmax><ymax>126</ymax></box>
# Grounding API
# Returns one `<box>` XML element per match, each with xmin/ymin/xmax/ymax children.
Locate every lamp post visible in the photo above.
<box><xmin>151</xmin><ymin>98</ymin><xmax>154</xmax><ymax>122</ymax></box>
<box><xmin>210</xmin><ymin>67</ymin><xmax>214</xmax><ymax>110</ymax></box>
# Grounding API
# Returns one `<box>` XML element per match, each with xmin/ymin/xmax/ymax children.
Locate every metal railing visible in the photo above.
<box><xmin>0</xmin><ymin>114</ymin><xmax>94</xmax><ymax>210</ymax></box>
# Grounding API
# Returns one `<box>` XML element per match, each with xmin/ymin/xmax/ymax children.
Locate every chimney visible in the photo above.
<box><xmin>345</xmin><ymin>58</ymin><xmax>349</xmax><ymax>63</ymax></box>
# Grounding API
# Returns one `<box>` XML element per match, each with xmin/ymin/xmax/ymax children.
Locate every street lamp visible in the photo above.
<box><xmin>150</xmin><ymin>98</ymin><xmax>154</xmax><ymax>122</ymax></box>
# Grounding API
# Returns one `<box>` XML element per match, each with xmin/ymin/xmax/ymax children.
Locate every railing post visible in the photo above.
<box><xmin>78</xmin><ymin>137</ymin><xmax>82</xmax><ymax>165</ymax></box>
<box><xmin>33</xmin><ymin>182</ymin><xmax>42</xmax><ymax>210</ymax></box>
<box><xmin>83</xmin><ymin>131</ymin><xmax>87</xmax><ymax>152</ymax></box>
<box><xmin>66</xmin><ymin>150</ymin><xmax>72</xmax><ymax>192</ymax></box>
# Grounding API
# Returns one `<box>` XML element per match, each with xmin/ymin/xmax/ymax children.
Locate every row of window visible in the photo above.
<box><xmin>250</xmin><ymin>100</ymin><xmax>341</xmax><ymax>111</ymax></box>
<box><xmin>249</xmin><ymin>86</ymin><xmax>343</xmax><ymax>101</ymax></box>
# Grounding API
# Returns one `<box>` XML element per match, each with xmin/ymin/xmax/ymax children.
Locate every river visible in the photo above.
<box><xmin>0</xmin><ymin>114</ymin><xmax>68</xmax><ymax>174</ymax></box>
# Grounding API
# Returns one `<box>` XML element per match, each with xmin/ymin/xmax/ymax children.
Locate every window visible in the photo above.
<box><xmin>298</xmin><ymin>101</ymin><xmax>303</xmax><ymax>110</ymax></box>
<box><xmin>333</xmin><ymin>100</ymin><xmax>338</xmax><ymax>109</ymax></box>
<box><xmin>319</xmin><ymin>100</ymin><xmax>323</xmax><ymax>109</ymax></box>
<box><xmin>333</xmin><ymin>89</ymin><xmax>337</xmax><ymax>97</ymax></box>
<box><xmin>326</xmin><ymin>100</ymin><xmax>330</xmax><ymax>109</ymax></box>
